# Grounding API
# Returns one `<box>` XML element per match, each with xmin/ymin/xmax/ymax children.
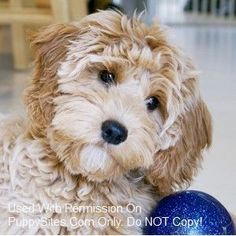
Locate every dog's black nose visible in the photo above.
<box><xmin>101</xmin><ymin>120</ymin><xmax>128</xmax><ymax>145</ymax></box>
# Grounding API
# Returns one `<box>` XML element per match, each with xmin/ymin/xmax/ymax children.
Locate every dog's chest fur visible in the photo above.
<box><xmin>0</xmin><ymin>116</ymin><xmax>157</xmax><ymax>234</ymax></box>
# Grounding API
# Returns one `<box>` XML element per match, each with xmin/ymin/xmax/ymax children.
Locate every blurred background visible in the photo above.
<box><xmin>0</xmin><ymin>0</ymin><xmax>235</xmax><ymax>213</ymax></box>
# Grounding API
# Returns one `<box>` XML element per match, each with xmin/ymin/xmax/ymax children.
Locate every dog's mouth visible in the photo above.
<box><xmin>77</xmin><ymin>144</ymin><xmax>127</xmax><ymax>182</ymax></box>
<box><xmin>75</xmin><ymin>134</ymin><xmax>156</xmax><ymax>182</ymax></box>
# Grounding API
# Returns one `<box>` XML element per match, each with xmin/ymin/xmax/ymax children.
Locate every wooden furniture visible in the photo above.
<box><xmin>0</xmin><ymin>0</ymin><xmax>87</xmax><ymax>69</ymax></box>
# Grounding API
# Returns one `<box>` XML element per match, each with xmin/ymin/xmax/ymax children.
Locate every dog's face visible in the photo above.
<box><xmin>26</xmin><ymin>11</ymin><xmax>212</xmax><ymax>194</ymax></box>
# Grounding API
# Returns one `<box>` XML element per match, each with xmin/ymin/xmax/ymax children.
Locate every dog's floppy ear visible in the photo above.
<box><xmin>24</xmin><ymin>24</ymin><xmax>79</xmax><ymax>137</ymax></box>
<box><xmin>146</xmin><ymin>57</ymin><xmax>212</xmax><ymax>196</ymax></box>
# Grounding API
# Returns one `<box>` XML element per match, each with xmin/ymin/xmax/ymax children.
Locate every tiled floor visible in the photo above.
<box><xmin>171</xmin><ymin>26</ymin><xmax>236</xmax><ymax>214</ymax></box>
<box><xmin>0</xmin><ymin>26</ymin><xmax>235</xmax><ymax>213</ymax></box>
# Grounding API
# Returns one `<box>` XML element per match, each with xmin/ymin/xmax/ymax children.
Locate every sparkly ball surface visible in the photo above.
<box><xmin>143</xmin><ymin>190</ymin><xmax>235</xmax><ymax>235</ymax></box>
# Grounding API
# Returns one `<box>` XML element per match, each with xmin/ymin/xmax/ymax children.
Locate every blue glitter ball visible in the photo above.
<box><xmin>143</xmin><ymin>190</ymin><xmax>235</xmax><ymax>235</ymax></box>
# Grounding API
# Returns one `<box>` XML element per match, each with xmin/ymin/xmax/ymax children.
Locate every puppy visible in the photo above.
<box><xmin>0</xmin><ymin>11</ymin><xmax>212</xmax><ymax>234</ymax></box>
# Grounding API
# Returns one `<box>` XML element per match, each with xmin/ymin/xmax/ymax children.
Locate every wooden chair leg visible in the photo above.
<box><xmin>50</xmin><ymin>0</ymin><xmax>88</xmax><ymax>22</ymax></box>
<box><xmin>10</xmin><ymin>0</ymin><xmax>29</xmax><ymax>69</ymax></box>
<box><xmin>69</xmin><ymin>0</ymin><xmax>87</xmax><ymax>21</ymax></box>
<box><xmin>50</xmin><ymin>0</ymin><xmax>70</xmax><ymax>22</ymax></box>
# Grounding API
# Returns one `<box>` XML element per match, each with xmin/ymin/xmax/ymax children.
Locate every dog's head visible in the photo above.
<box><xmin>25</xmin><ymin>11</ymin><xmax>212</xmax><ymax>195</ymax></box>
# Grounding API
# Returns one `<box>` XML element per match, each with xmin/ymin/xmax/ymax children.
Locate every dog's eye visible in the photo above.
<box><xmin>99</xmin><ymin>70</ymin><xmax>115</xmax><ymax>85</ymax></box>
<box><xmin>145</xmin><ymin>96</ymin><xmax>159</xmax><ymax>111</ymax></box>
